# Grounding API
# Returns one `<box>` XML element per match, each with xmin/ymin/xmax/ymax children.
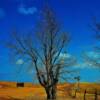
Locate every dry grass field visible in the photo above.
<box><xmin>0</xmin><ymin>82</ymin><xmax>100</xmax><ymax>100</ymax></box>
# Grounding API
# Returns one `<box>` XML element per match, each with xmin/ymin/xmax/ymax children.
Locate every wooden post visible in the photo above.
<box><xmin>95</xmin><ymin>89</ymin><xmax>97</xmax><ymax>100</ymax></box>
<box><xmin>17</xmin><ymin>82</ymin><xmax>24</xmax><ymax>87</ymax></box>
<box><xmin>84</xmin><ymin>89</ymin><xmax>86</xmax><ymax>100</ymax></box>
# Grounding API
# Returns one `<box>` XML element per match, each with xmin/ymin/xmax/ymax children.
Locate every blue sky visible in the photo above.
<box><xmin>0</xmin><ymin>0</ymin><xmax>100</xmax><ymax>83</ymax></box>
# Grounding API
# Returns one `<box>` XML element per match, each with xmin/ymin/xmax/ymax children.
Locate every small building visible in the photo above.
<box><xmin>17</xmin><ymin>82</ymin><xmax>24</xmax><ymax>87</ymax></box>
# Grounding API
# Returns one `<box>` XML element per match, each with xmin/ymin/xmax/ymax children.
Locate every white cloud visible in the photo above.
<box><xmin>58</xmin><ymin>52</ymin><xmax>99</xmax><ymax>69</ymax></box>
<box><xmin>87</xmin><ymin>51</ymin><xmax>100</xmax><ymax>58</ymax></box>
<box><xmin>16</xmin><ymin>59</ymin><xmax>24</xmax><ymax>65</ymax></box>
<box><xmin>74</xmin><ymin>63</ymin><xmax>88</xmax><ymax>69</ymax></box>
<box><xmin>59</xmin><ymin>53</ymin><xmax>72</xmax><ymax>59</ymax></box>
<box><xmin>74</xmin><ymin>63</ymin><xmax>98</xmax><ymax>69</ymax></box>
<box><xmin>18</xmin><ymin>5</ymin><xmax>37</xmax><ymax>15</ymax></box>
<box><xmin>74</xmin><ymin>62</ymin><xmax>99</xmax><ymax>69</ymax></box>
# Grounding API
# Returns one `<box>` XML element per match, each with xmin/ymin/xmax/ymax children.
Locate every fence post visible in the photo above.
<box><xmin>84</xmin><ymin>89</ymin><xmax>86</xmax><ymax>100</ymax></box>
<box><xmin>95</xmin><ymin>89</ymin><xmax>97</xmax><ymax>100</ymax></box>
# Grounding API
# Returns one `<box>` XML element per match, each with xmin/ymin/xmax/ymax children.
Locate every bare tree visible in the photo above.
<box><xmin>7</xmin><ymin>7</ymin><xmax>76</xmax><ymax>100</ymax></box>
<box><xmin>82</xmin><ymin>17</ymin><xmax>100</xmax><ymax>68</ymax></box>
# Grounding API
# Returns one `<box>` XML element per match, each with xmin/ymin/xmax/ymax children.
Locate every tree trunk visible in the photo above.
<box><xmin>52</xmin><ymin>85</ymin><xmax>57</xmax><ymax>99</ymax></box>
<box><xmin>45</xmin><ymin>85</ymin><xmax>57</xmax><ymax>100</ymax></box>
<box><xmin>46</xmin><ymin>88</ymin><xmax>52</xmax><ymax>100</ymax></box>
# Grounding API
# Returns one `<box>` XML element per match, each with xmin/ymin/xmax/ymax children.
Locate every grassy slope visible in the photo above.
<box><xmin>0</xmin><ymin>82</ymin><xmax>100</xmax><ymax>100</ymax></box>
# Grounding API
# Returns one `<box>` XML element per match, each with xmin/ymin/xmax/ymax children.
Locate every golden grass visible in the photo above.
<box><xmin>0</xmin><ymin>82</ymin><xmax>100</xmax><ymax>100</ymax></box>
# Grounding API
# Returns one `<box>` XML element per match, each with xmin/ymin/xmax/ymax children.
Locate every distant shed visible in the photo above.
<box><xmin>17</xmin><ymin>82</ymin><xmax>24</xmax><ymax>87</ymax></box>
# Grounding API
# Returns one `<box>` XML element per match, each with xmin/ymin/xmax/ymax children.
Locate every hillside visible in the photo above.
<box><xmin>0</xmin><ymin>81</ymin><xmax>100</xmax><ymax>100</ymax></box>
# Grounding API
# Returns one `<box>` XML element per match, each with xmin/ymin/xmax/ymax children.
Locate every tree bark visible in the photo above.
<box><xmin>52</xmin><ymin>85</ymin><xmax>57</xmax><ymax>99</ymax></box>
<box><xmin>46</xmin><ymin>88</ymin><xmax>52</xmax><ymax>100</ymax></box>
<box><xmin>45</xmin><ymin>85</ymin><xmax>57</xmax><ymax>100</ymax></box>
